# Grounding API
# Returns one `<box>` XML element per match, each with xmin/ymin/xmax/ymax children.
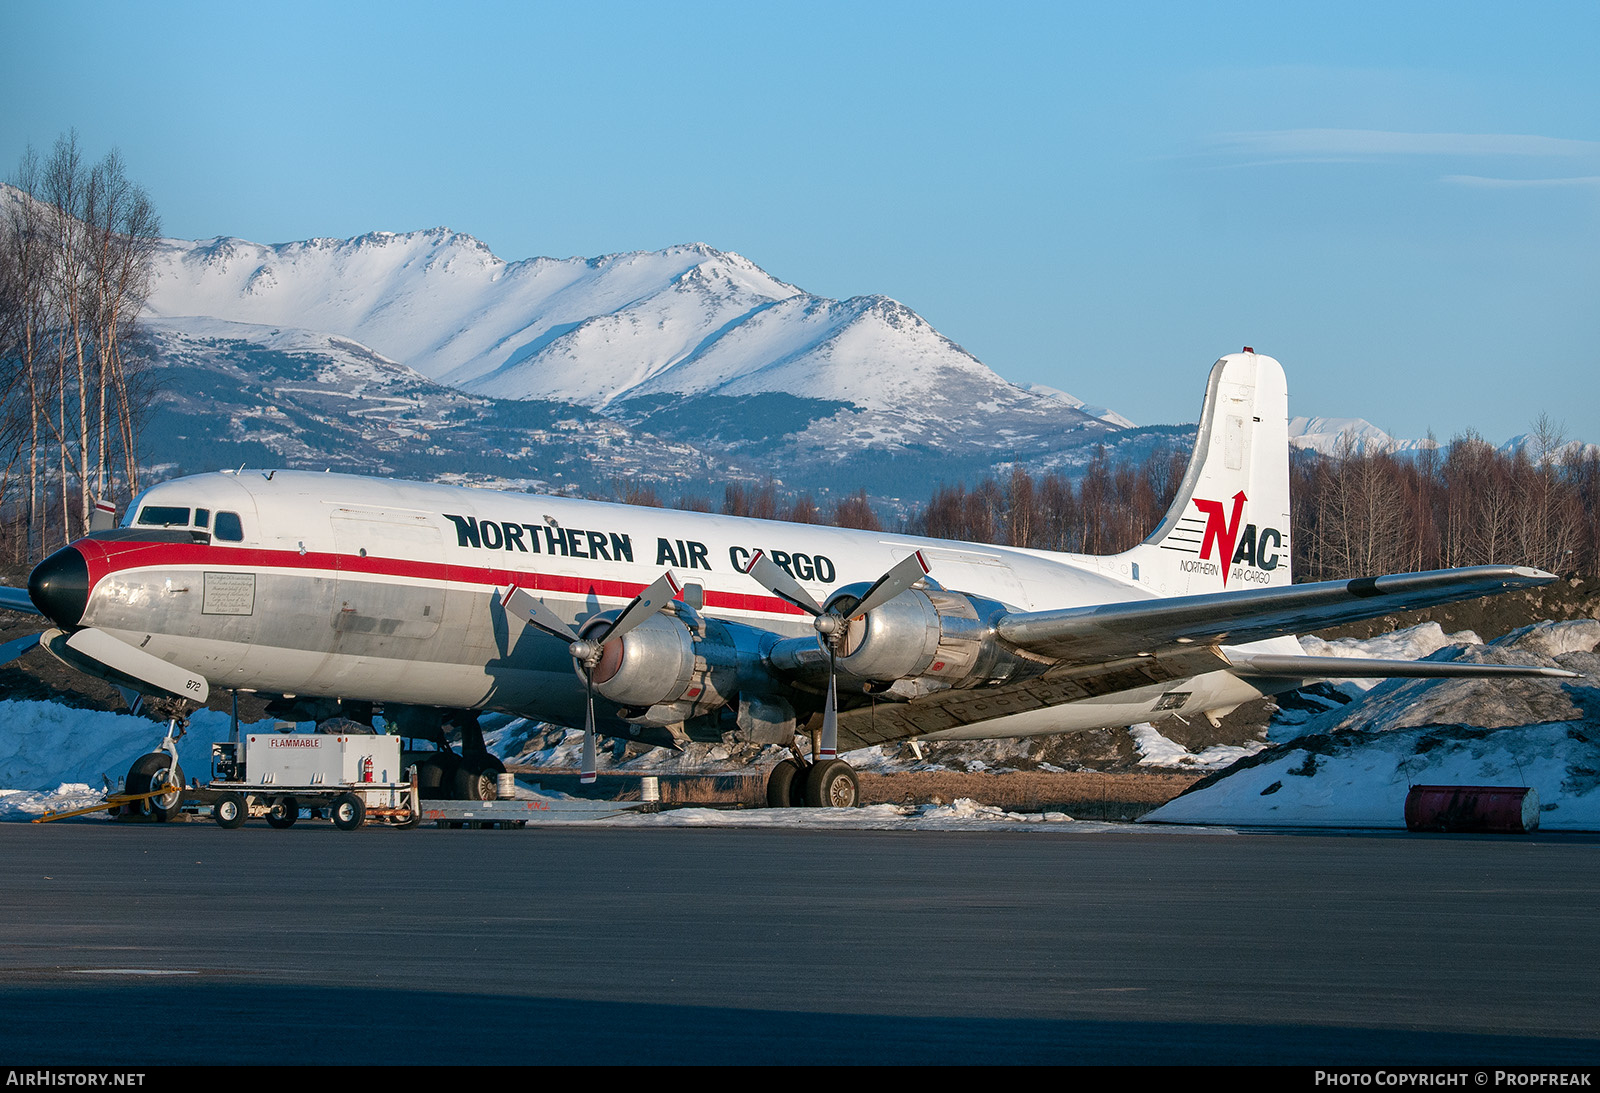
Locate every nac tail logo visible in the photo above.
<box><xmin>1186</xmin><ymin>491</ymin><xmax>1284</xmax><ymax>587</ymax></box>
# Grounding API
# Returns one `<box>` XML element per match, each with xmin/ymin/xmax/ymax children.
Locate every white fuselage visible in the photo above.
<box><xmin>75</xmin><ymin>470</ymin><xmax>1288</xmax><ymax>740</ymax></box>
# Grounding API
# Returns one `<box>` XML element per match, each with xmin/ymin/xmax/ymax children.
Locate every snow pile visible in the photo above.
<box><xmin>598</xmin><ymin>798</ymin><xmax>1100</xmax><ymax>832</ymax></box>
<box><xmin>0</xmin><ymin>701</ymin><xmax>240</xmax><ymax>809</ymax></box>
<box><xmin>1129</xmin><ymin>723</ymin><xmax>1269</xmax><ymax>770</ymax></box>
<box><xmin>1282</xmin><ymin>622</ymin><xmax>1595</xmax><ymax>736</ymax></box>
<box><xmin>1297</xmin><ymin>621</ymin><xmax>1483</xmax><ymax>691</ymax></box>
<box><xmin>1145</xmin><ymin>620</ymin><xmax>1600</xmax><ymax>829</ymax></box>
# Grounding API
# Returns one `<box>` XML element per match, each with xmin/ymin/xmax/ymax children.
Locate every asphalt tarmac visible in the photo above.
<box><xmin>2</xmin><ymin>819</ymin><xmax>1597</xmax><ymax>1065</ymax></box>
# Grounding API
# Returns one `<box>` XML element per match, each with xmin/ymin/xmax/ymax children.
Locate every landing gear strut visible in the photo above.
<box><xmin>122</xmin><ymin>719</ymin><xmax>188</xmax><ymax>821</ymax></box>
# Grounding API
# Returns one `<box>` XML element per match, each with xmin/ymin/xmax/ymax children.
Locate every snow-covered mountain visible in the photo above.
<box><xmin>134</xmin><ymin>225</ymin><xmax>1149</xmax><ymax>495</ymax></box>
<box><xmin>1288</xmin><ymin>416</ymin><xmax>1600</xmax><ymax>463</ymax></box>
<box><xmin>1286</xmin><ymin>416</ymin><xmax>1440</xmax><ymax>457</ymax></box>
<box><xmin>145</xmin><ymin>230</ymin><xmax>1107</xmax><ymax>427</ymax></box>
<box><xmin>1022</xmin><ymin>383</ymin><xmax>1136</xmax><ymax>428</ymax></box>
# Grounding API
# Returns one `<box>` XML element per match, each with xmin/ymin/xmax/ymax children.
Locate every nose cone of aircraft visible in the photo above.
<box><xmin>28</xmin><ymin>546</ymin><xmax>89</xmax><ymax>629</ymax></box>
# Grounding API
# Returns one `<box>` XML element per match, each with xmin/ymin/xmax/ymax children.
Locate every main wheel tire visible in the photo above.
<box><xmin>332</xmin><ymin>792</ymin><xmax>366</xmax><ymax>830</ymax></box>
<box><xmin>766</xmin><ymin>759</ymin><xmax>805</xmax><ymax>808</ymax></box>
<box><xmin>453</xmin><ymin>755</ymin><xmax>505</xmax><ymax>802</ymax></box>
<box><xmin>416</xmin><ymin>753</ymin><xmax>458</xmax><ymax>800</ymax></box>
<box><xmin>126</xmin><ymin>753</ymin><xmax>186</xmax><ymax>822</ymax></box>
<box><xmin>213</xmin><ymin>792</ymin><xmax>246</xmax><ymax>829</ymax></box>
<box><xmin>804</xmin><ymin>759</ymin><xmax>859</xmax><ymax>808</ymax></box>
<box><xmin>265</xmin><ymin>795</ymin><xmax>298</xmax><ymax>829</ymax></box>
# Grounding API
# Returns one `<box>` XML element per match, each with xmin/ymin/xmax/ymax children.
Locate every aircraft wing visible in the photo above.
<box><xmin>833</xmin><ymin>564</ymin><xmax>1564</xmax><ymax>748</ymax></box>
<box><xmin>993</xmin><ymin>565</ymin><xmax>1554</xmax><ymax>661</ymax></box>
<box><xmin>0</xmin><ymin>586</ymin><xmax>39</xmax><ymax>615</ymax></box>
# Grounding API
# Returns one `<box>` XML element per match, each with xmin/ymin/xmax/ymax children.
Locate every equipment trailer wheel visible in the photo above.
<box><xmin>213</xmin><ymin>793</ymin><xmax>246</xmax><ymax>829</ymax></box>
<box><xmin>332</xmin><ymin>793</ymin><xmax>366</xmax><ymax>830</ymax></box>
<box><xmin>126</xmin><ymin>753</ymin><xmax>186</xmax><ymax>822</ymax></box>
<box><xmin>804</xmin><ymin>759</ymin><xmax>859</xmax><ymax>808</ymax></box>
<box><xmin>265</xmin><ymin>796</ymin><xmax>298</xmax><ymax>829</ymax></box>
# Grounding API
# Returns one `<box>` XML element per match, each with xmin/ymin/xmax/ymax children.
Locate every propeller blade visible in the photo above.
<box><xmin>745</xmin><ymin>550</ymin><xmax>824</xmax><ymax>616</ymax></box>
<box><xmin>0</xmin><ymin>632</ymin><xmax>41</xmax><ymax>667</ymax></box>
<box><xmin>580</xmin><ymin>671</ymin><xmax>598</xmax><ymax>784</ymax></box>
<box><xmin>848</xmin><ymin>550</ymin><xmax>931</xmax><ymax>619</ymax></box>
<box><xmin>0</xmin><ymin>586</ymin><xmax>40</xmax><ymax>616</ymax></box>
<box><xmin>501</xmin><ymin>586</ymin><xmax>579</xmax><ymax>642</ymax></box>
<box><xmin>603</xmin><ymin>570</ymin><xmax>683</xmax><ymax>645</ymax></box>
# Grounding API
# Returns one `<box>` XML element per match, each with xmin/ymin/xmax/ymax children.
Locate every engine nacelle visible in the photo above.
<box><xmin>578</xmin><ymin>609</ymin><xmax>791</xmax><ymax>729</ymax></box>
<box><xmin>825</xmin><ymin>584</ymin><xmax>1041</xmax><ymax>689</ymax></box>
<box><xmin>582</xmin><ymin>611</ymin><xmax>700</xmax><ymax>708</ymax></box>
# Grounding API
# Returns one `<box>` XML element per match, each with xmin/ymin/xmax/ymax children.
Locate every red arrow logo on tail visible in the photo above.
<box><xmin>1193</xmin><ymin>491</ymin><xmax>1247</xmax><ymax>587</ymax></box>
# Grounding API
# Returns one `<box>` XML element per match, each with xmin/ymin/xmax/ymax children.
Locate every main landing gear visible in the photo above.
<box><xmin>401</xmin><ymin>709</ymin><xmax>507</xmax><ymax>802</ymax></box>
<box><xmin>766</xmin><ymin>756</ymin><xmax>860</xmax><ymax>809</ymax></box>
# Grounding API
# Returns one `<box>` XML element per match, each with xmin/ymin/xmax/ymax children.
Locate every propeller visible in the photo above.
<box><xmin>0</xmin><ymin>632</ymin><xmax>42</xmax><ymax>668</ymax></box>
<box><xmin>745</xmin><ymin>549</ymin><xmax>929</xmax><ymax>759</ymax></box>
<box><xmin>500</xmin><ymin>570</ymin><xmax>683</xmax><ymax>783</ymax></box>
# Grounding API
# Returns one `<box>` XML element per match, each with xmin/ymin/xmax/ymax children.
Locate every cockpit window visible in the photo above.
<box><xmin>137</xmin><ymin>505</ymin><xmax>192</xmax><ymax>527</ymax></box>
<box><xmin>214</xmin><ymin>511</ymin><xmax>244</xmax><ymax>542</ymax></box>
<box><xmin>195</xmin><ymin>508</ymin><xmax>210</xmax><ymax>529</ymax></box>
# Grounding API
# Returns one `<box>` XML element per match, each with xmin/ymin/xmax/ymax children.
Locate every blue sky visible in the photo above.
<box><xmin>3</xmin><ymin>1</ymin><xmax>1595</xmax><ymax>442</ymax></box>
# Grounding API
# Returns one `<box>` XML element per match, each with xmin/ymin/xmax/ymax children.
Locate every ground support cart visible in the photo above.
<box><xmin>209</xmin><ymin>730</ymin><xmax>418</xmax><ymax>830</ymax></box>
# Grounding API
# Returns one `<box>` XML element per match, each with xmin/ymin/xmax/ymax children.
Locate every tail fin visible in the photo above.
<box><xmin>1118</xmin><ymin>351</ymin><xmax>1292</xmax><ymax>594</ymax></box>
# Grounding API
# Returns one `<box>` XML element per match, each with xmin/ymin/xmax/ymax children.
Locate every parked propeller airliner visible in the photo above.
<box><xmin>0</xmin><ymin>352</ymin><xmax>1573</xmax><ymax>808</ymax></box>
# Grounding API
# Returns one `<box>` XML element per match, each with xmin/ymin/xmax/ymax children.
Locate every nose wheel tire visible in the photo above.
<box><xmin>125</xmin><ymin>753</ymin><xmax>186</xmax><ymax>822</ymax></box>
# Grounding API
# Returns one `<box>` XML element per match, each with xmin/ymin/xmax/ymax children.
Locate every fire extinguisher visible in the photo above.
<box><xmin>362</xmin><ymin>755</ymin><xmax>374</xmax><ymax>783</ymax></box>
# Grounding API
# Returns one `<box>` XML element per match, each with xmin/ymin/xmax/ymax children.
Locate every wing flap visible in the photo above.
<box><xmin>835</xmin><ymin>646</ymin><xmax>1232</xmax><ymax>749</ymax></box>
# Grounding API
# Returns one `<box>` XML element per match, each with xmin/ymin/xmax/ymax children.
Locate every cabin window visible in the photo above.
<box><xmin>214</xmin><ymin>511</ymin><xmax>244</xmax><ymax>542</ymax></box>
<box><xmin>137</xmin><ymin>505</ymin><xmax>191</xmax><ymax>528</ymax></box>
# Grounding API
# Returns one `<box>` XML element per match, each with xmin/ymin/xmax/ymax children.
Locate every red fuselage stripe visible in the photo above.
<box><xmin>71</xmin><ymin>538</ymin><xmax>808</xmax><ymax>616</ymax></box>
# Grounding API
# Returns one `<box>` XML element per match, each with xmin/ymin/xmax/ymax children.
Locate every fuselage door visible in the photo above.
<box><xmin>329</xmin><ymin>511</ymin><xmax>444</xmax><ymax>640</ymax></box>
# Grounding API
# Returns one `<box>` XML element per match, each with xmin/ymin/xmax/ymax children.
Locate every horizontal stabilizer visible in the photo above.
<box><xmin>1224</xmin><ymin>652</ymin><xmax>1578</xmax><ymax>680</ymax></box>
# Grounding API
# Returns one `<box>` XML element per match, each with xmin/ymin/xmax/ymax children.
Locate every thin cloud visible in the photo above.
<box><xmin>1442</xmin><ymin>174</ymin><xmax>1600</xmax><ymax>188</ymax></box>
<box><xmin>1216</xmin><ymin>129</ymin><xmax>1600</xmax><ymax>160</ymax></box>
